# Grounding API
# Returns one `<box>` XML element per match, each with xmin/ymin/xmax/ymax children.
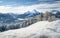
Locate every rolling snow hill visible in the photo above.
<box><xmin>0</xmin><ymin>20</ymin><xmax>60</xmax><ymax>38</ymax></box>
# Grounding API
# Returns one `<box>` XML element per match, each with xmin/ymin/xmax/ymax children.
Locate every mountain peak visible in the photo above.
<box><xmin>51</xmin><ymin>10</ymin><xmax>60</xmax><ymax>14</ymax></box>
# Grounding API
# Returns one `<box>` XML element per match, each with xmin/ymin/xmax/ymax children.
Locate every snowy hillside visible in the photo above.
<box><xmin>0</xmin><ymin>10</ymin><xmax>60</xmax><ymax>32</ymax></box>
<box><xmin>0</xmin><ymin>10</ymin><xmax>41</xmax><ymax>32</ymax></box>
<box><xmin>0</xmin><ymin>20</ymin><xmax>60</xmax><ymax>38</ymax></box>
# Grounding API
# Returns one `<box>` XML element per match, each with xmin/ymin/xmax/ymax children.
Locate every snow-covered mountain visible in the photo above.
<box><xmin>0</xmin><ymin>20</ymin><xmax>60</xmax><ymax>38</ymax></box>
<box><xmin>0</xmin><ymin>10</ymin><xmax>40</xmax><ymax>24</ymax></box>
<box><xmin>51</xmin><ymin>10</ymin><xmax>60</xmax><ymax>18</ymax></box>
<box><xmin>0</xmin><ymin>10</ymin><xmax>59</xmax><ymax>24</ymax></box>
<box><xmin>0</xmin><ymin>10</ymin><xmax>41</xmax><ymax>32</ymax></box>
<box><xmin>51</xmin><ymin>10</ymin><xmax>60</xmax><ymax>14</ymax></box>
<box><xmin>17</xmin><ymin>10</ymin><xmax>40</xmax><ymax>18</ymax></box>
<box><xmin>0</xmin><ymin>10</ymin><xmax>60</xmax><ymax>32</ymax></box>
<box><xmin>0</xmin><ymin>10</ymin><xmax>60</xmax><ymax>38</ymax></box>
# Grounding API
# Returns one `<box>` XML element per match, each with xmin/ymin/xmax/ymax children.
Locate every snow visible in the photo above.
<box><xmin>0</xmin><ymin>20</ymin><xmax>60</xmax><ymax>38</ymax></box>
<box><xmin>18</xmin><ymin>18</ymin><xmax>25</xmax><ymax>20</ymax></box>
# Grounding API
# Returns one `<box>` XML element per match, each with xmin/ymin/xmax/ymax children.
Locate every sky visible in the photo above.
<box><xmin>0</xmin><ymin>0</ymin><xmax>60</xmax><ymax>14</ymax></box>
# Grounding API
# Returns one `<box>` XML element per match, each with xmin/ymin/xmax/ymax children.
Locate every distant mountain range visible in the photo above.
<box><xmin>51</xmin><ymin>10</ymin><xmax>60</xmax><ymax>18</ymax></box>
<box><xmin>17</xmin><ymin>10</ymin><xmax>40</xmax><ymax>18</ymax></box>
<box><xmin>0</xmin><ymin>10</ymin><xmax>60</xmax><ymax>32</ymax></box>
<box><xmin>0</xmin><ymin>9</ymin><xmax>40</xmax><ymax>24</ymax></box>
<box><xmin>0</xmin><ymin>10</ymin><xmax>60</xmax><ymax>24</ymax></box>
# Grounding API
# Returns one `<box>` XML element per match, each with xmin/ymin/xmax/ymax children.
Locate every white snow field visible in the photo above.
<box><xmin>0</xmin><ymin>20</ymin><xmax>60</xmax><ymax>38</ymax></box>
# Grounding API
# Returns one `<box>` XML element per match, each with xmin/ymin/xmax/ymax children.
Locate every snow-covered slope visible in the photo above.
<box><xmin>0</xmin><ymin>20</ymin><xmax>60</xmax><ymax>38</ymax></box>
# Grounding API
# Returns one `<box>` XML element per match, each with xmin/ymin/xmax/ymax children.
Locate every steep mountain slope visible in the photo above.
<box><xmin>0</xmin><ymin>20</ymin><xmax>60</xmax><ymax>38</ymax></box>
<box><xmin>0</xmin><ymin>13</ymin><xmax>20</xmax><ymax>24</ymax></box>
<box><xmin>17</xmin><ymin>10</ymin><xmax>40</xmax><ymax>18</ymax></box>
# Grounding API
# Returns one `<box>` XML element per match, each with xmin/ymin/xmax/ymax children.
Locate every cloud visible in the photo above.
<box><xmin>38</xmin><ymin>0</ymin><xmax>60</xmax><ymax>1</ymax></box>
<box><xmin>0</xmin><ymin>0</ymin><xmax>59</xmax><ymax>6</ymax></box>
<box><xmin>0</xmin><ymin>0</ymin><xmax>38</xmax><ymax>6</ymax></box>
<box><xmin>0</xmin><ymin>2</ymin><xmax>60</xmax><ymax>14</ymax></box>
<box><xmin>38</xmin><ymin>0</ymin><xmax>54</xmax><ymax>1</ymax></box>
<box><xmin>0</xmin><ymin>0</ymin><xmax>60</xmax><ymax>13</ymax></box>
<box><xmin>0</xmin><ymin>6</ymin><xmax>36</xmax><ymax>14</ymax></box>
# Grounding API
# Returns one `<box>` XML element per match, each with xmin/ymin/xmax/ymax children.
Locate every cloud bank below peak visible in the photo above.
<box><xmin>0</xmin><ymin>3</ymin><xmax>60</xmax><ymax>14</ymax></box>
